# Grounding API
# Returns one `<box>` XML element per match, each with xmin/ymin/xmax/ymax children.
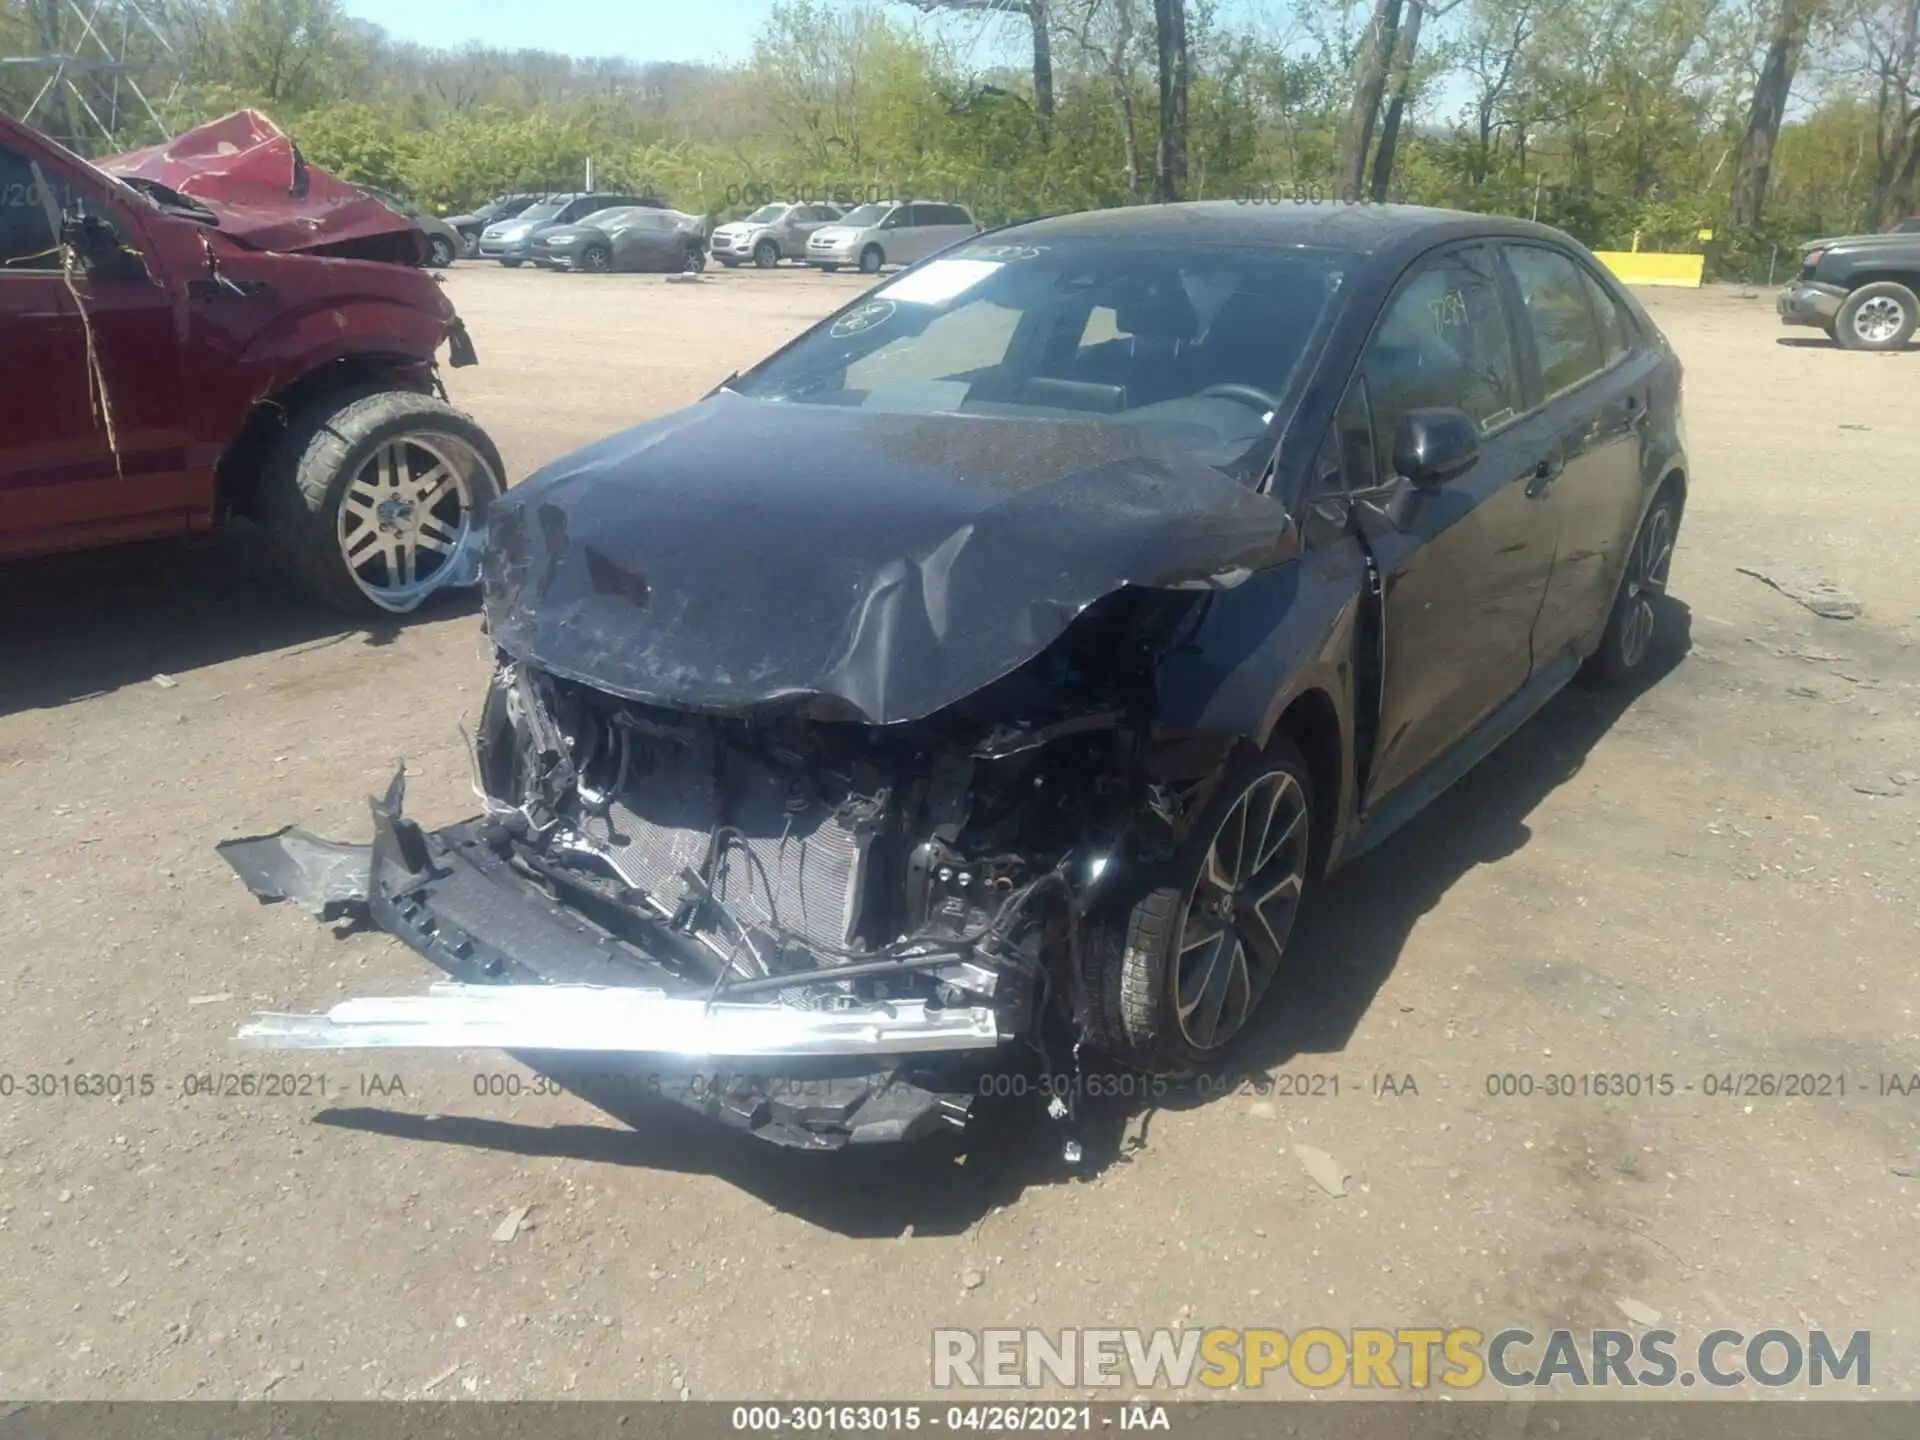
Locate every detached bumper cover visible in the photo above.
<box><xmin>217</xmin><ymin>773</ymin><xmax>1014</xmax><ymax>1147</ymax></box>
<box><xmin>1778</xmin><ymin>281</ymin><xmax>1846</xmax><ymax>326</ymax></box>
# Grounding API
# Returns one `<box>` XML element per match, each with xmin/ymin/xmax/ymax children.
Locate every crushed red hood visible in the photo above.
<box><xmin>100</xmin><ymin>110</ymin><xmax>426</xmax><ymax>264</ymax></box>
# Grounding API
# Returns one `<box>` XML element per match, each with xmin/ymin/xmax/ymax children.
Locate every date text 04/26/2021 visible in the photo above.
<box><xmin>729</xmin><ymin>1406</ymin><xmax>1165</xmax><ymax>1432</ymax></box>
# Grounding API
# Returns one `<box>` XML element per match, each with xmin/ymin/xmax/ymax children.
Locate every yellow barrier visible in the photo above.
<box><xmin>1593</xmin><ymin>251</ymin><xmax>1706</xmax><ymax>288</ymax></box>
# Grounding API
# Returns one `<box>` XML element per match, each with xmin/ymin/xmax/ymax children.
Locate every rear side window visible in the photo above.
<box><xmin>1581</xmin><ymin>268</ymin><xmax>1632</xmax><ymax>366</ymax></box>
<box><xmin>1364</xmin><ymin>244</ymin><xmax>1521</xmax><ymax>460</ymax></box>
<box><xmin>1506</xmin><ymin>244</ymin><xmax>1608</xmax><ymax>397</ymax></box>
<box><xmin>922</xmin><ymin>204</ymin><xmax>969</xmax><ymax>227</ymax></box>
<box><xmin>0</xmin><ymin>144</ymin><xmax>59</xmax><ymax>271</ymax></box>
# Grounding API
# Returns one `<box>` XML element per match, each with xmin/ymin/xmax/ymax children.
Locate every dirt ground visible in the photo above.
<box><xmin>1</xmin><ymin>265</ymin><xmax>1916</xmax><ymax>1402</ymax></box>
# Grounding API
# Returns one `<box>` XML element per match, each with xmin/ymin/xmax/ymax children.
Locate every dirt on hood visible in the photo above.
<box><xmin>100</xmin><ymin>110</ymin><xmax>427</xmax><ymax>265</ymax></box>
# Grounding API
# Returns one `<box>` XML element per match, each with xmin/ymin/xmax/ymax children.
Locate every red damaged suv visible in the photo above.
<box><xmin>0</xmin><ymin>111</ymin><xmax>503</xmax><ymax>614</ymax></box>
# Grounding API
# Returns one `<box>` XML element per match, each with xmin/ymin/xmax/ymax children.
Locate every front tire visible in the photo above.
<box><xmin>1835</xmin><ymin>281</ymin><xmax>1918</xmax><ymax>351</ymax></box>
<box><xmin>580</xmin><ymin>243</ymin><xmax>612</xmax><ymax>274</ymax></box>
<box><xmin>753</xmin><ymin>239</ymin><xmax>780</xmax><ymax>268</ymax></box>
<box><xmin>1587</xmin><ymin>488</ymin><xmax>1680</xmax><ymax>685</ymax></box>
<box><xmin>498</xmin><ymin>258</ymin><xmax>523</xmax><ymax>269</ymax></box>
<box><xmin>257</xmin><ymin>386</ymin><xmax>505</xmax><ymax>617</ymax></box>
<box><xmin>427</xmin><ymin>235</ymin><xmax>456</xmax><ymax>268</ymax></box>
<box><xmin>1089</xmin><ymin>742</ymin><xmax>1316</xmax><ymax>1074</ymax></box>
<box><xmin>858</xmin><ymin>245</ymin><xmax>884</xmax><ymax>274</ymax></box>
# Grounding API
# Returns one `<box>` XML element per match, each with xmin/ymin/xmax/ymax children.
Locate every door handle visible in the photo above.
<box><xmin>1524</xmin><ymin>457</ymin><xmax>1562</xmax><ymax>499</ymax></box>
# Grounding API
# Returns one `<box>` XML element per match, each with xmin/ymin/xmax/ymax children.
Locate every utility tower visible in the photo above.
<box><xmin>2</xmin><ymin>0</ymin><xmax>180</xmax><ymax>156</ymax></box>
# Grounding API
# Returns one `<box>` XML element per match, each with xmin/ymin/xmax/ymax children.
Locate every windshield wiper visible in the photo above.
<box><xmin>117</xmin><ymin>175</ymin><xmax>220</xmax><ymax>227</ymax></box>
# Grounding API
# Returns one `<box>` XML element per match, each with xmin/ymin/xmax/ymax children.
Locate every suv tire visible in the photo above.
<box><xmin>258</xmin><ymin>385</ymin><xmax>505</xmax><ymax>617</ymax></box>
<box><xmin>1835</xmin><ymin>281</ymin><xmax>1918</xmax><ymax>351</ymax></box>
<box><xmin>859</xmin><ymin>245</ymin><xmax>884</xmax><ymax>274</ymax></box>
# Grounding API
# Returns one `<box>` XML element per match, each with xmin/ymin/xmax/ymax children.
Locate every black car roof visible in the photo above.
<box><xmin>1000</xmin><ymin>200</ymin><xmax>1583</xmax><ymax>267</ymax></box>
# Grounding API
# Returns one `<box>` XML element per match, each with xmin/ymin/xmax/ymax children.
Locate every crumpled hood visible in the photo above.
<box><xmin>481</xmin><ymin>393</ymin><xmax>1296</xmax><ymax>725</ymax></box>
<box><xmin>101</xmin><ymin>110</ymin><xmax>426</xmax><ymax>264</ymax></box>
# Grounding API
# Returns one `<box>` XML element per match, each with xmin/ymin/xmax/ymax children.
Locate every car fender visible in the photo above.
<box><xmin>1151</xmin><ymin>548</ymin><xmax>1366</xmax><ymax>847</ymax></box>
<box><xmin>185</xmin><ymin>274</ymin><xmax>453</xmax><ymax>479</ymax></box>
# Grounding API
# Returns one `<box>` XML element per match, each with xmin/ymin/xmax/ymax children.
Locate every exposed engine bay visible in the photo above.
<box><xmin>216</xmin><ymin>392</ymin><xmax>1321</xmax><ymax>1148</ymax></box>
<box><xmin>471</xmin><ymin>588</ymin><xmax>1189</xmax><ymax>1017</ymax></box>
<box><xmin>219</xmin><ymin>588</ymin><xmax>1239</xmax><ymax>1148</ymax></box>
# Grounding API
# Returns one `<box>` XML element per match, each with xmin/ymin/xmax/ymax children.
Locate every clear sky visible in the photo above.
<box><xmin>340</xmin><ymin>0</ymin><xmax>998</xmax><ymax>66</ymax></box>
<box><xmin>338</xmin><ymin>0</ymin><xmax>1309</xmax><ymax>68</ymax></box>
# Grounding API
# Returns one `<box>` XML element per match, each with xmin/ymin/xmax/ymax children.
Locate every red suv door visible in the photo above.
<box><xmin>0</xmin><ymin>125</ymin><xmax>195</xmax><ymax>558</ymax></box>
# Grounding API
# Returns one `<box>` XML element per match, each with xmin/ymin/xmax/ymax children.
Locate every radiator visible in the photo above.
<box><xmin>578</xmin><ymin>735</ymin><xmax>868</xmax><ymax>956</ymax></box>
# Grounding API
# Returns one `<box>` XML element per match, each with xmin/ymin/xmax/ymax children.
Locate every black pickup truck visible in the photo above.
<box><xmin>1778</xmin><ymin>229</ymin><xmax>1920</xmax><ymax>351</ymax></box>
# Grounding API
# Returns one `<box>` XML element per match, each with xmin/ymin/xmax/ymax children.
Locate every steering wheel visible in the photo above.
<box><xmin>1195</xmin><ymin>382</ymin><xmax>1280</xmax><ymax>413</ymax></box>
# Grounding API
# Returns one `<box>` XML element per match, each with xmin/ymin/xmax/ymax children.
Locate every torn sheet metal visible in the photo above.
<box><xmin>216</xmin><ymin>828</ymin><xmax>371</xmax><ymax>920</ymax></box>
<box><xmin>100</xmin><ymin>111</ymin><xmax>427</xmax><ymax>264</ymax></box>
<box><xmin>239</xmin><ymin>983</ymin><xmax>1001</xmax><ymax>1057</ymax></box>
<box><xmin>482</xmin><ymin>390</ymin><xmax>1298</xmax><ymax>725</ymax></box>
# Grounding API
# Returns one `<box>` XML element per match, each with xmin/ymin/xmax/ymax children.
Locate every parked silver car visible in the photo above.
<box><xmin>533</xmin><ymin>206</ymin><xmax>708</xmax><ymax>273</ymax></box>
<box><xmin>480</xmin><ymin>192</ymin><xmax>658</xmax><ymax>266</ymax></box>
<box><xmin>710</xmin><ymin>202</ymin><xmax>845</xmax><ymax>268</ymax></box>
<box><xmin>805</xmin><ymin>201</ymin><xmax>980</xmax><ymax>274</ymax></box>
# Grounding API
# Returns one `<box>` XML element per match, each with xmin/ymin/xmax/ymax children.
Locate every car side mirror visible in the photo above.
<box><xmin>62</xmin><ymin>210</ymin><xmax>148</xmax><ymax>282</ymax></box>
<box><xmin>1393</xmin><ymin>407</ymin><xmax>1480</xmax><ymax>488</ymax></box>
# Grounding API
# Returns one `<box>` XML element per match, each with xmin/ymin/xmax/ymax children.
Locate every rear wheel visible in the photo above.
<box><xmin>753</xmin><ymin>238</ymin><xmax>780</xmax><ymax>268</ymax></box>
<box><xmin>683</xmin><ymin>243</ymin><xmax>708</xmax><ymax>274</ymax></box>
<box><xmin>426</xmin><ymin>234</ymin><xmax>456</xmax><ymax>268</ymax></box>
<box><xmin>1089</xmin><ymin>742</ymin><xmax>1316</xmax><ymax>1074</ymax></box>
<box><xmin>858</xmin><ymin>245</ymin><xmax>884</xmax><ymax>274</ymax></box>
<box><xmin>1587</xmin><ymin>488</ymin><xmax>1680</xmax><ymax>685</ymax></box>
<box><xmin>580</xmin><ymin>243</ymin><xmax>612</xmax><ymax>274</ymax></box>
<box><xmin>257</xmin><ymin>386</ymin><xmax>505</xmax><ymax>617</ymax></box>
<box><xmin>1835</xmin><ymin>281</ymin><xmax>1918</xmax><ymax>351</ymax></box>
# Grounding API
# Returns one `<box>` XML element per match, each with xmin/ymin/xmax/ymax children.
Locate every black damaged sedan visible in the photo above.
<box><xmin>223</xmin><ymin>202</ymin><xmax>1688</xmax><ymax>1148</ymax></box>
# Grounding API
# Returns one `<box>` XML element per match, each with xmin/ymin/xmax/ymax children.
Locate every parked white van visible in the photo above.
<box><xmin>805</xmin><ymin>201</ymin><xmax>980</xmax><ymax>274</ymax></box>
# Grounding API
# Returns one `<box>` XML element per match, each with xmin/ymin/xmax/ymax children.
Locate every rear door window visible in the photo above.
<box><xmin>1505</xmin><ymin>244</ymin><xmax>1609</xmax><ymax>398</ymax></box>
<box><xmin>1581</xmin><ymin>268</ymin><xmax>1633</xmax><ymax>366</ymax></box>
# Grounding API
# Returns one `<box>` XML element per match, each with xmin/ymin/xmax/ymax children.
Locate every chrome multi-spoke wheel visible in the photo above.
<box><xmin>1851</xmin><ymin>294</ymin><xmax>1906</xmax><ymax>346</ymax></box>
<box><xmin>1617</xmin><ymin>501</ymin><xmax>1673</xmax><ymax>670</ymax></box>
<box><xmin>335</xmin><ymin>434</ymin><xmax>490</xmax><ymax>612</ymax></box>
<box><xmin>1836</xmin><ymin>282</ymin><xmax>1919</xmax><ymax>352</ymax></box>
<box><xmin>261</xmin><ymin>387</ymin><xmax>505</xmax><ymax>617</ymax></box>
<box><xmin>1172</xmin><ymin>769</ymin><xmax>1311</xmax><ymax>1051</ymax></box>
